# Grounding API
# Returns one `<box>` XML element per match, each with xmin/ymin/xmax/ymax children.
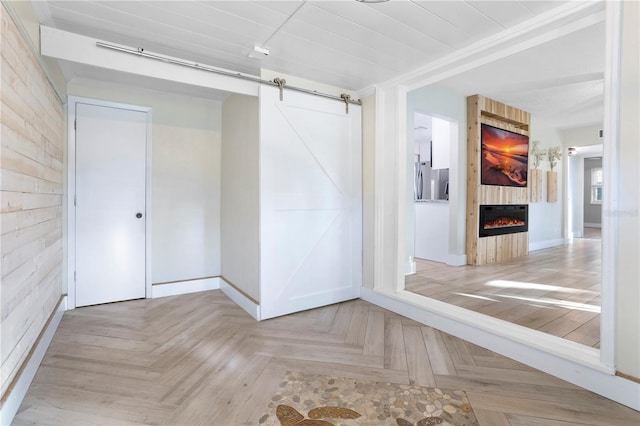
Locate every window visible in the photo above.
<box><xmin>591</xmin><ymin>167</ymin><xmax>603</xmax><ymax>204</ymax></box>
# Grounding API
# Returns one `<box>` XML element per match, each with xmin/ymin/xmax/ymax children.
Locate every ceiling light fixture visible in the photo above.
<box><xmin>356</xmin><ymin>0</ymin><xmax>390</xmax><ymax>3</ymax></box>
<box><xmin>254</xmin><ymin>45</ymin><xmax>270</xmax><ymax>56</ymax></box>
<box><xmin>248</xmin><ymin>44</ymin><xmax>270</xmax><ymax>59</ymax></box>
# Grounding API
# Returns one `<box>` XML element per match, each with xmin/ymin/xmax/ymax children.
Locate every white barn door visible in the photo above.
<box><xmin>259</xmin><ymin>86</ymin><xmax>362</xmax><ymax>320</ymax></box>
<box><xmin>75</xmin><ymin>102</ymin><xmax>148</xmax><ymax>307</ymax></box>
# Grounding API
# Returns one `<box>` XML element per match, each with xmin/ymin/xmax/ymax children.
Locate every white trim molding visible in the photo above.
<box><xmin>0</xmin><ymin>297</ymin><xmax>67</xmax><ymax>426</ymax></box>
<box><xmin>600</xmin><ymin>0</ymin><xmax>622</xmax><ymax>371</ymax></box>
<box><xmin>220</xmin><ymin>278</ymin><xmax>261</xmax><ymax>321</ymax></box>
<box><xmin>152</xmin><ymin>277</ymin><xmax>221</xmax><ymax>299</ymax></box>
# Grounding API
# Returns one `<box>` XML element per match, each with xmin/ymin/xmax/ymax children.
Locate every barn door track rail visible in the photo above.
<box><xmin>96</xmin><ymin>41</ymin><xmax>361</xmax><ymax>112</ymax></box>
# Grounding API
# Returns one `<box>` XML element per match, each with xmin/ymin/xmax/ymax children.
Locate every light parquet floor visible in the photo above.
<box><xmin>14</xmin><ymin>290</ymin><xmax>639</xmax><ymax>425</ymax></box>
<box><xmin>406</xmin><ymin>235</ymin><xmax>601</xmax><ymax>348</ymax></box>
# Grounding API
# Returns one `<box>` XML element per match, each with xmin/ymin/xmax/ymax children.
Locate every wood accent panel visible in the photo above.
<box><xmin>0</xmin><ymin>6</ymin><xmax>64</xmax><ymax>400</ymax></box>
<box><xmin>466</xmin><ymin>95</ymin><xmax>530</xmax><ymax>265</ymax></box>
<box><xmin>529</xmin><ymin>169</ymin><xmax>543</xmax><ymax>202</ymax></box>
<box><xmin>547</xmin><ymin>171</ymin><xmax>558</xmax><ymax>202</ymax></box>
<box><xmin>466</xmin><ymin>96</ymin><xmax>481</xmax><ymax>265</ymax></box>
<box><xmin>479</xmin><ymin>96</ymin><xmax>530</xmax><ymax>130</ymax></box>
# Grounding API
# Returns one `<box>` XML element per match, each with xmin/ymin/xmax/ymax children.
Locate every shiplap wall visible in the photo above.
<box><xmin>1</xmin><ymin>6</ymin><xmax>64</xmax><ymax>398</ymax></box>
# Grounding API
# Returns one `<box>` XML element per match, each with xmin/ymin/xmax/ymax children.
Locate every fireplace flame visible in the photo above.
<box><xmin>483</xmin><ymin>217</ymin><xmax>525</xmax><ymax>229</ymax></box>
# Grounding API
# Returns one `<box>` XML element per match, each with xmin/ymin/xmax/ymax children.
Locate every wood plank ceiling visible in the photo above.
<box><xmin>34</xmin><ymin>0</ymin><xmax>605</xmax><ymax>129</ymax></box>
<box><xmin>34</xmin><ymin>0</ymin><xmax>568</xmax><ymax>90</ymax></box>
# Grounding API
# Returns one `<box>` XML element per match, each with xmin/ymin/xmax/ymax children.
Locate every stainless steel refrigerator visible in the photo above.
<box><xmin>415</xmin><ymin>161</ymin><xmax>449</xmax><ymax>201</ymax></box>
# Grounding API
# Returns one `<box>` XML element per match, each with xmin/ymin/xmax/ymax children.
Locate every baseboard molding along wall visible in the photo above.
<box><xmin>360</xmin><ymin>288</ymin><xmax>640</xmax><ymax>411</ymax></box>
<box><xmin>409</xmin><ymin>254</ymin><xmax>467</xmax><ymax>270</ymax></box>
<box><xmin>529</xmin><ymin>238</ymin><xmax>568</xmax><ymax>252</ymax></box>
<box><xmin>584</xmin><ymin>223</ymin><xmax>602</xmax><ymax>228</ymax></box>
<box><xmin>220</xmin><ymin>278</ymin><xmax>261</xmax><ymax>320</ymax></box>
<box><xmin>151</xmin><ymin>277</ymin><xmax>220</xmax><ymax>298</ymax></box>
<box><xmin>0</xmin><ymin>296</ymin><xmax>67</xmax><ymax>426</ymax></box>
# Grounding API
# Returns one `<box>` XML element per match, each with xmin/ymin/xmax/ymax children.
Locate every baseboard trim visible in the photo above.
<box><xmin>0</xmin><ymin>296</ymin><xmax>67</xmax><ymax>426</ymax></box>
<box><xmin>151</xmin><ymin>277</ymin><xmax>220</xmax><ymax>298</ymax></box>
<box><xmin>617</xmin><ymin>371</ymin><xmax>640</xmax><ymax>384</ymax></box>
<box><xmin>360</xmin><ymin>288</ymin><xmax>640</xmax><ymax>411</ymax></box>
<box><xmin>529</xmin><ymin>238</ymin><xmax>567</xmax><ymax>252</ymax></box>
<box><xmin>584</xmin><ymin>223</ymin><xmax>602</xmax><ymax>228</ymax></box>
<box><xmin>220</xmin><ymin>277</ymin><xmax>261</xmax><ymax>320</ymax></box>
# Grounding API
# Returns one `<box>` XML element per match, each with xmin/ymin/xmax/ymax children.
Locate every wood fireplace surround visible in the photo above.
<box><xmin>466</xmin><ymin>95</ymin><xmax>530</xmax><ymax>265</ymax></box>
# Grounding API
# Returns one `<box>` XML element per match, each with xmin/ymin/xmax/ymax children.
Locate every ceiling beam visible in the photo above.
<box><xmin>40</xmin><ymin>26</ymin><xmax>259</xmax><ymax>97</ymax></box>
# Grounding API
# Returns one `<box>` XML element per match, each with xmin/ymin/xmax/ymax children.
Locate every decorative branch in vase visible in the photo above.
<box><xmin>547</xmin><ymin>146</ymin><xmax>562</xmax><ymax>171</ymax></box>
<box><xmin>530</xmin><ymin>140</ymin><xmax>545</xmax><ymax>169</ymax></box>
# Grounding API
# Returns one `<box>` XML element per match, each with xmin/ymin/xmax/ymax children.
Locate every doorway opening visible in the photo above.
<box><xmin>67</xmin><ymin>97</ymin><xmax>152</xmax><ymax>309</ymax></box>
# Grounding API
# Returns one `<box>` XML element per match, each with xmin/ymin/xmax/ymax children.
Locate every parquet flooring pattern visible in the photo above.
<box><xmin>406</xmin><ymin>237</ymin><xmax>601</xmax><ymax>348</ymax></box>
<box><xmin>14</xmin><ymin>291</ymin><xmax>639</xmax><ymax>425</ymax></box>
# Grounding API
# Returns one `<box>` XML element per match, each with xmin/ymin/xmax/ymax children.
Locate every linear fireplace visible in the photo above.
<box><xmin>479</xmin><ymin>204</ymin><xmax>528</xmax><ymax>237</ymax></box>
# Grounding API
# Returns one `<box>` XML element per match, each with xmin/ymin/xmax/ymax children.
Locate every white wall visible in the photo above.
<box><xmin>528</xmin><ymin>119</ymin><xmax>565</xmax><ymax>248</ymax></box>
<box><xmin>67</xmin><ymin>79</ymin><xmax>222</xmax><ymax>284</ymax></box>
<box><xmin>406</xmin><ymin>85</ymin><xmax>466</xmax><ymax>267</ymax></box>
<box><xmin>220</xmin><ymin>94</ymin><xmax>260</xmax><ymax>302</ymax></box>
<box><xmin>560</xmin><ymin>125</ymin><xmax>603</xmax><ymax>148</ymax></box>
<box><xmin>616</xmin><ymin>0</ymin><xmax>640</xmax><ymax>380</ymax></box>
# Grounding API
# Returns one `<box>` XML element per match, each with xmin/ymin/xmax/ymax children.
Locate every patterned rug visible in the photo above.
<box><xmin>260</xmin><ymin>371</ymin><xmax>478</xmax><ymax>426</ymax></box>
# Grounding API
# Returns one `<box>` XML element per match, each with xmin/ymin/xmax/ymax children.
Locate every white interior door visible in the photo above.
<box><xmin>75</xmin><ymin>102</ymin><xmax>147</xmax><ymax>307</ymax></box>
<box><xmin>259</xmin><ymin>86</ymin><xmax>362</xmax><ymax>320</ymax></box>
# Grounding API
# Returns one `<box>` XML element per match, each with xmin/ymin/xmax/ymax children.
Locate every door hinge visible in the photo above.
<box><xmin>74</xmin><ymin>119</ymin><xmax>77</xmax><ymax>130</ymax></box>
<box><xmin>74</xmin><ymin>195</ymin><xmax>77</xmax><ymax>206</ymax></box>
<box><xmin>74</xmin><ymin>271</ymin><xmax>76</xmax><ymax>282</ymax></box>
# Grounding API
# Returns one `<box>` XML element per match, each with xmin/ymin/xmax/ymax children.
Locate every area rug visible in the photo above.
<box><xmin>259</xmin><ymin>371</ymin><xmax>478</xmax><ymax>426</ymax></box>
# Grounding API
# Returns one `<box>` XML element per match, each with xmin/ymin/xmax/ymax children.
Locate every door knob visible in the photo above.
<box><xmin>136</xmin><ymin>213</ymin><xmax>143</xmax><ymax>219</ymax></box>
